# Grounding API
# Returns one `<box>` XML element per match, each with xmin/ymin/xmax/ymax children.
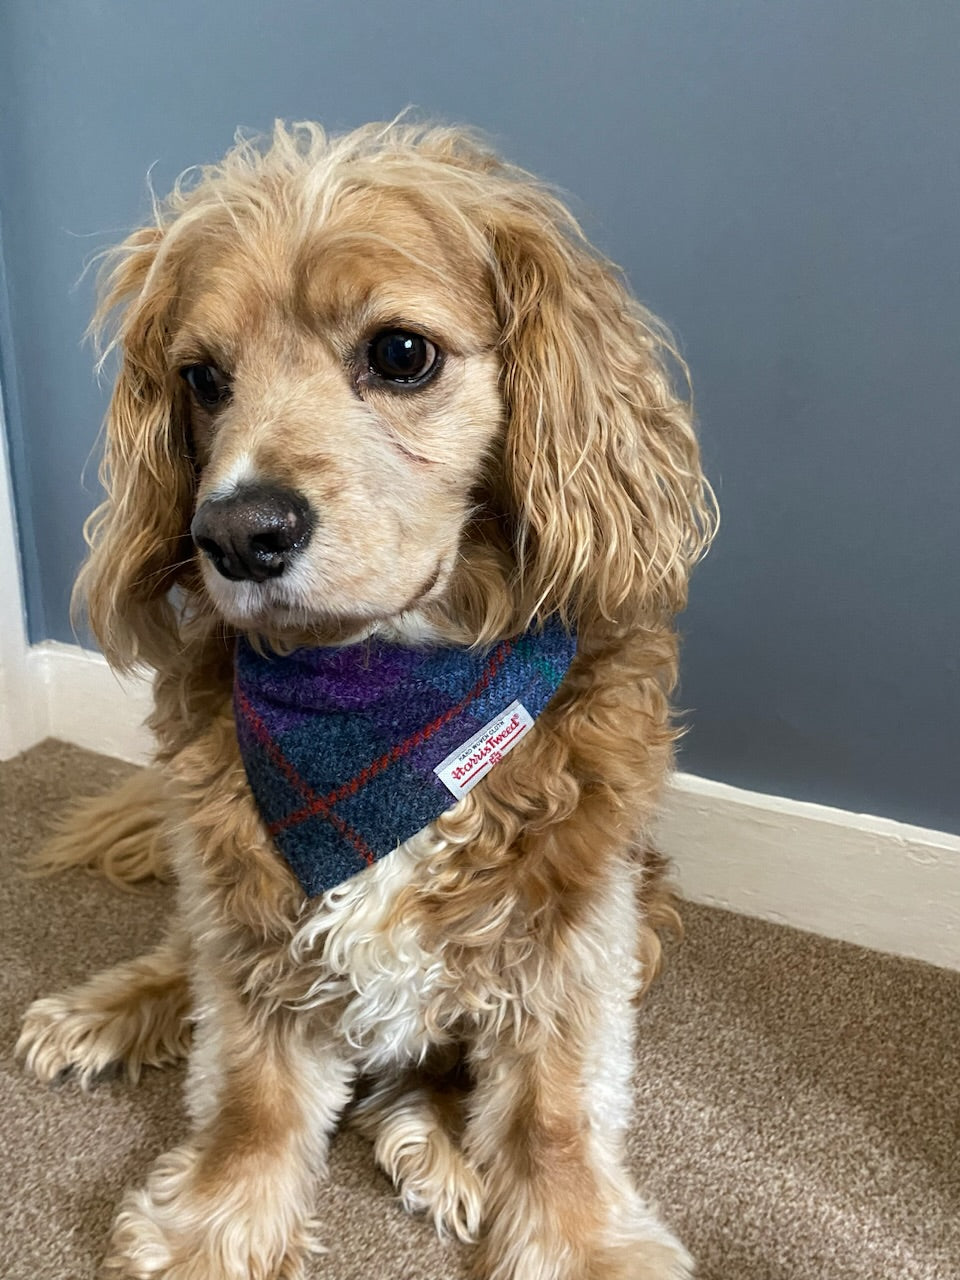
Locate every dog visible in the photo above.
<box><xmin>17</xmin><ymin>121</ymin><xmax>716</xmax><ymax>1280</ymax></box>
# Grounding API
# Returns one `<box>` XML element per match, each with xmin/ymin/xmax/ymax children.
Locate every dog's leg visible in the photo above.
<box><xmin>463</xmin><ymin>866</ymin><xmax>691</xmax><ymax>1280</ymax></box>
<box><xmin>104</xmin><ymin>972</ymin><xmax>354</xmax><ymax>1280</ymax></box>
<box><xmin>17</xmin><ymin>932</ymin><xmax>191</xmax><ymax>1087</ymax></box>
<box><xmin>352</xmin><ymin>1065</ymin><xmax>483</xmax><ymax>1243</ymax></box>
<box><xmin>465</xmin><ymin>1028</ymin><xmax>691</xmax><ymax>1280</ymax></box>
<box><xmin>26</xmin><ymin>767</ymin><xmax>172</xmax><ymax>886</ymax></box>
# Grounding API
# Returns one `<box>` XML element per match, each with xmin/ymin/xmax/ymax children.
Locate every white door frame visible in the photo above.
<box><xmin>0</xmin><ymin>381</ymin><xmax>153</xmax><ymax>764</ymax></box>
<box><xmin>0</xmin><ymin>379</ymin><xmax>43</xmax><ymax>756</ymax></box>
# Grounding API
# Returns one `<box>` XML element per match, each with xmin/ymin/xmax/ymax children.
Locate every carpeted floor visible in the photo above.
<box><xmin>2</xmin><ymin>740</ymin><xmax>958</xmax><ymax>1280</ymax></box>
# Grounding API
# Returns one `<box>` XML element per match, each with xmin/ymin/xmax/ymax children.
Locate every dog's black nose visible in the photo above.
<box><xmin>191</xmin><ymin>484</ymin><xmax>314</xmax><ymax>583</ymax></box>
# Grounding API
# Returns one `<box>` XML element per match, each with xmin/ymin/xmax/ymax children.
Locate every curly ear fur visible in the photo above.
<box><xmin>77</xmin><ymin>226</ymin><xmax>197</xmax><ymax>672</ymax></box>
<box><xmin>490</xmin><ymin>190</ymin><xmax>717</xmax><ymax>630</ymax></box>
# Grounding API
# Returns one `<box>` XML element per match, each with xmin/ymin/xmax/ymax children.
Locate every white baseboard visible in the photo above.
<box><xmin>655</xmin><ymin>774</ymin><xmax>960</xmax><ymax>972</ymax></box>
<box><xmin>12</xmin><ymin>641</ymin><xmax>154</xmax><ymax>765</ymax></box>
<box><xmin>3</xmin><ymin>640</ymin><xmax>959</xmax><ymax>971</ymax></box>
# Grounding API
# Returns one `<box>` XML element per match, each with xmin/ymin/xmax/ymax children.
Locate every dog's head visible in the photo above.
<box><xmin>82</xmin><ymin>122</ymin><xmax>715</xmax><ymax>668</ymax></box>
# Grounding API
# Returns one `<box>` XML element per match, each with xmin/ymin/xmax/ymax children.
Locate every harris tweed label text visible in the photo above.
<box><xmin>433</xmin><ymin>699</ymin><xmax>534</xmax><ymax>796</ymax></box>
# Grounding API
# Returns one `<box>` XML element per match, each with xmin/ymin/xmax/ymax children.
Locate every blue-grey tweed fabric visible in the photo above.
<box><xmin>234</xmin><ymin>618</ymin><xmax>578</xmax><ymax>897</ymax></box>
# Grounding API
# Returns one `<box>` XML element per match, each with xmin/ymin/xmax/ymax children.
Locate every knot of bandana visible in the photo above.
<box><xmin>233</xmin><ymin>618</ymin><xmax>578</xmax><ymax>897</ymax></box>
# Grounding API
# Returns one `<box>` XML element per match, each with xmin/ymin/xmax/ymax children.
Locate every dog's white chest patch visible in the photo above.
<box><xmin>288</xmin><ymin>823</ymin><xmax>452</xmax><ymax>1069</ymax></box>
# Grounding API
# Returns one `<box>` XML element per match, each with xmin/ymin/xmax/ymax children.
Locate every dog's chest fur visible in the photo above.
<box><xmin>288</xmin><ymin>824</ymin><xmax>462</xmax><ymax>1069</ymax></box>
<box><xmin>175</xmin><ymin>797</ymin><xmax>636</xmax><ymax>1081</ymax></box>
<box><xmin>174</xmin><ymin>808</ymin><xmax>482</xmax><ymax>1070</ymax></box>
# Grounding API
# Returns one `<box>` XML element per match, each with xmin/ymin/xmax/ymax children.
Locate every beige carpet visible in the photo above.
<box><xmin>2</xmin><ymin>740</ymin><xmax>958</xmax><ymax>1280</ymax></box>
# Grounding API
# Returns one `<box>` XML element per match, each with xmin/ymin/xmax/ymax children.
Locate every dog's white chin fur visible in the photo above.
<box><xmin>198</xmin><ymin>553</ymin><xmax>451</xmax><ymax>641</ymax></box>
<box><xmin>199</xmin><ymin>567</ymin><xmax>385</xmax><ymax>636</ymax></box>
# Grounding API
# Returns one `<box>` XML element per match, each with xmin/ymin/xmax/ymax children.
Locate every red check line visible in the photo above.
<box><xmin>269</xmin><ymin>637</ymin><xmax>515</xmax><ymax>838</ymax></box>
<box><xmin>236</xmin><ymin>687</ymin><xmax>376</xmax><ymax>867</ymax></box>
<box><xmin>236</xmin><ymin>687</ymin><xmax>314</xmax><ymax>803</ymax></box>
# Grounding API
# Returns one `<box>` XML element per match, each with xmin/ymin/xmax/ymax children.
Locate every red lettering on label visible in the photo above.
<box><xmin>456</xmin><ymin>721</ymin><xmax>527</xmax><ymax>788</ymax></box>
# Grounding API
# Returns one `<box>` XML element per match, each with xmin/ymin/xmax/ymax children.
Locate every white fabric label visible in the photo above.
<box><xmin>433</xmin><ymin>699</ymin><xmax>535</xmax><ymax>797</ymax></box>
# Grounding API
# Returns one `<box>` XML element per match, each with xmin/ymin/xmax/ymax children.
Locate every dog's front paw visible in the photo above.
<box><xmin>476</xmin><ymin>1234</ymin><xmax>692</xmax><ymax>1280</ymax></box>
<box><xmin>605</xmin><ymin>1192</ymin><xmax>694</xmax><ymax>1280</ymax></box>
<box><xmin>573</xmin><ymin>1197</ymin><xmax>693</xmax><ymax>1280</ymax></box>
<box><xmin>477</xmin><ymin>1192</ymin><xmax>692</xmax><ymax>1280</ymax></box>
<box><xmin>583</xmin><ymin>1232</ymin><xmax>693</xmax><ymax>1280</ymax></box>
<box><xmin>103</xmin><ymin>1144</ymin><xmax>315</xmax><ymax>1280</ymax></box>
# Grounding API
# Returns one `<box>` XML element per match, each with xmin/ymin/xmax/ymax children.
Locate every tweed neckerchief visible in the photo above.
<box><xmin>233</xmin><ymin>618</ymin><xmax>578</xmax><ymax>898</ymax></box>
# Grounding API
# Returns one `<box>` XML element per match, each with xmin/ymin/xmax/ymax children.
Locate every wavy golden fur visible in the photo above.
<box><xmin>19</xmin><ymin>121</ymin><xmax>716</xmax><ymax>1280</ymax></box>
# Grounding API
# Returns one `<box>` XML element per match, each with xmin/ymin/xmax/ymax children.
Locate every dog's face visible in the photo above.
<box><xmin>82</xmin><ymin>123</ymin><xmax>714</xmax><ymax>669</ymax></box>
<box><xmin>173</xmin><ymin>190</ymin><xmax>502</xmax><ymax>635</ymax></box>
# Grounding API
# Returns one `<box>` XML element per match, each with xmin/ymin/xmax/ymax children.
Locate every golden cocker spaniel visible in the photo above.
<box><xmin>19</xmin><ymin>121</ymin><xmax>715</xmax><ymax>1280</ymax></box>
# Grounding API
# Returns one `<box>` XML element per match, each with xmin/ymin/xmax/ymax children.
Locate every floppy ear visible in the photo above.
<box><xmin>75</xmin><ymin>226</ymin><xmax>197</xmax><ymax>672</ymax></box>
<box><xmin>491</xmin><ymin>191</ymin><xmax>716</xmax><ymax>630</ymax></box>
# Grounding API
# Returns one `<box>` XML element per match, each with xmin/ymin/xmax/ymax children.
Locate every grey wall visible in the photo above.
<box><xmin>1</xmin><ymin>1</ymin><xmax>958</xmax><ymax>833</ymax></box>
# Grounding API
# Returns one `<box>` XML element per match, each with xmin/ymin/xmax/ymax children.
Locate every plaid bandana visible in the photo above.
<box><xmin>234</xmin><ymin>618</ymin><xmax>578</xmax><ymax>897</ymax></box>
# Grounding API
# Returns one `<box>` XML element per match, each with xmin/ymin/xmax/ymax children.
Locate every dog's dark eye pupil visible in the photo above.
<box><xmin>181</xmin><ymin>363</ymin><xmax>230</xmax><ymax>408</ymax></box>
<box><xmin>369</xmin><ymin>331</ymin><xmax>438</xmax><ymax>384</ymax></box>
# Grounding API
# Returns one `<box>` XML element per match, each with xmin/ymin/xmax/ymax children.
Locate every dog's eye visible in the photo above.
<box><xmin>367</xmin><ymin>330</ymin><xmax>439</xmax><ymax>386</ymax></box>
<box><xmin>180</xmin><ymin>363</ymin><xmax>231</xmax><ymax>409</ymax></box>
